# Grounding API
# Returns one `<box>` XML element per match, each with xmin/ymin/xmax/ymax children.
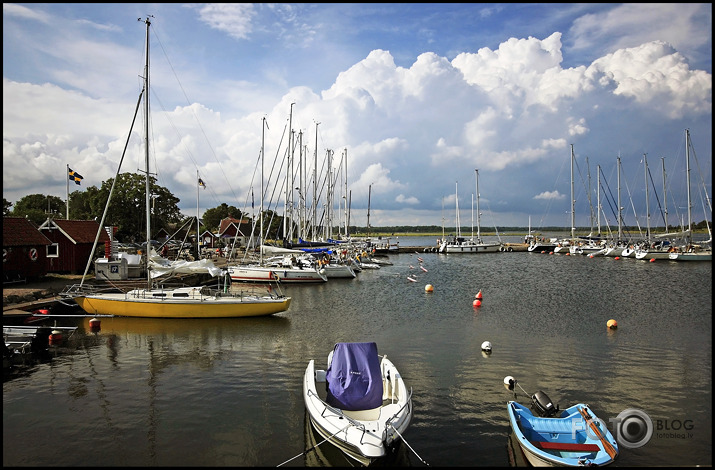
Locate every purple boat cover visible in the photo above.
<box><xmin>325</xmin><ymin>342</ymin><xmax>383</xmax><ymax>411</ymax></box>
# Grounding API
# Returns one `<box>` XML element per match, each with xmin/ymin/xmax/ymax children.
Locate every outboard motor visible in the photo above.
<box><xmin>531</xmin><ymin>390</ymin><xmax>559</xmax><ymax>417</ymax></box>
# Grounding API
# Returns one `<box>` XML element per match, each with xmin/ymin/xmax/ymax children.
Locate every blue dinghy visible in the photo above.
<box><xmin>508</xmin><ymin>395</ymin><xmax>619</xmax><ymax>467</ymax></box>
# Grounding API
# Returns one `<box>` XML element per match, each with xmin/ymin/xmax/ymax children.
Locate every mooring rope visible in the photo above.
<box><xmin>389</xmin><ymin>425</ymin><xmax>429</xmax><ymax>466</ymax></box>
<box><xmin>276</xmin><ymin>424</ymin><xmax>350</xmax><ymax>467</ymax></box>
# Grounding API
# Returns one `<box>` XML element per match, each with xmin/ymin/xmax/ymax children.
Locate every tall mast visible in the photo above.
<box><xmin>617</xmin><ymin>156</ymin><xmax>622</xmax><ymax>239</ymax></box>
<box><xmin>644</xmin><ymin>153</ymin><xmax>650</xmax><ymax>241</ymax></box>
<box><xmin>686</xmin><ymin>129</ymin><xmax>692</xmax><ymax>240</ymax></box>
<box><xmin>661</xmin><ymin>157</ymin><xmax>668</xmax><ymax>230</ymax></box>
<box><xmin>570</xmin><ymin>144</ymin><xmax>575</xmax><ymax>242</ymax></box>
<box><xmin>313</xmin><ymin>122</ymin><xmax>319</xmax><ymax>239</ymax></box>
<box><xmin>475</xmin><ymin>169</ymin><xmax>481</xmax><ymax>242</ymax></box>
<box><xmin>260</xmin><ymin>116</ymin><xmax>266</xmax><ymax>264</ymax></box>
<box><xmin>143</xmin><ymin>17</ymin><xmax>152</xmax><ymax>288</ymax></box>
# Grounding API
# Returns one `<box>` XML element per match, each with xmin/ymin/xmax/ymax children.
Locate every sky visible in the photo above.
<box><xmin>3</xmin><ymin>3</ymin><xmax>712</xmax><ymax>233</ymax></box>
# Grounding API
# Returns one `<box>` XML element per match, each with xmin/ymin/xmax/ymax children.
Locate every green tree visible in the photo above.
<box><xmin>3</xmin><ymin>198</ymin><xmax>12</xmax><ymax>216</ymax></box>
<box><xmin>95</xmin><ymin>172</ymin><xmax>183</xmax><ymax>242</ymax></box>
<box><xmin>11</xmin><ymin>194</ymin><xmax>65</xmax><ymax>225</ymax></box>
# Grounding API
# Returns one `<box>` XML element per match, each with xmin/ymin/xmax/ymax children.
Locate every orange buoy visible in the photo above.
<box><xmin>473</xmin><ymin>299</ymin><xmax>481</xmax><ymax>307</ymax></box>
<box><xmin>615</xmin><ymin>256</ymin><xmax>620</xmax><ymax>260</ymax></box>
<box><xmin>649</xmin><ymin>258</ymin><xmax>655</xmax><ymax>263</ymax></box>
<box><xmin>425</xmin><ymin>284</ymin><xmax>434</xmax><ymax>293</ymax></box>
<box><xmin>475</xmin><ymin>290</ymin><xmax>483</xmax><ymax>300</ymax></box>
<box><xmin>607</xmin><ymin>319</ymin><xmax>618</xmax><ymax>329</ymax></box>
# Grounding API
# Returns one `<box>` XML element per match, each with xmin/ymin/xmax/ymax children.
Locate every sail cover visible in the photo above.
<box><xmin>326</xmin><ymin>342</ymin><xmax>383</xmax><ymax>411</ymax></box>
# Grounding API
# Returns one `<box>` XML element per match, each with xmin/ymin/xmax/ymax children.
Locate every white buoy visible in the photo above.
<box><xmin>504</xmin><ymin>375</ymin><xmax>516</xmax><ymax>391</ymax></box>
<box><xmin>481</xmin><ymin>340</ymin><xmax>492</xmax><ymax>352</ymax></box>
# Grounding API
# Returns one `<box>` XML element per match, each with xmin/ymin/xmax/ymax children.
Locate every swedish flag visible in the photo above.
<box><xmin>68</xmin><ymin>167</ymin><xmax>84</xmax><ymax>185</ymax></box>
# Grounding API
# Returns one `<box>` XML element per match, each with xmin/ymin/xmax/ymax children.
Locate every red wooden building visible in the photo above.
<box><xmin>37</xmin><ymin>218</ymin><xmax>110</xmax><ymax>274</ymax></box>
<box><xmin>3</xmin><ymin>217</ymin><xmax>52</xmax><ymax>283</ymax></box>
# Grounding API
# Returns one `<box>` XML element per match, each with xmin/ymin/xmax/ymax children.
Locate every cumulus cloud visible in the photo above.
<box><xmin>3</xmin><ymin>4</ymin><xmax>711</xmax><ymax>229</ymax></box>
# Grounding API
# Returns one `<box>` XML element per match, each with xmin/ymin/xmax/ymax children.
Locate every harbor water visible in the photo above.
<box><xmin>3</xmin><ymin>235</ymin><xmax>712</xmax><ymax>466</ymax></box>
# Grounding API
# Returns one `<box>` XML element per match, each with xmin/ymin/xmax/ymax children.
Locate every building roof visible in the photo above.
<box><xmin>38</xmin><ymin>218</ymin><xmax>110</xmax><ymax>244</ymax></box>
<box><xmin>218</xmin><ymin>217</ymin><xmax>251</xmax><ymax>237</ymax></box>
<box><xmin>3</xmin><ymin>217</ymin><xmax>52</xmax><ymax>246</ymax></box>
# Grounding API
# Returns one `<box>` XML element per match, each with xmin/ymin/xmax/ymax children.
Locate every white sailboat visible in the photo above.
<box><xmin>63</xmin><ymin>18</ymin><xmax>291</xmax><ymax>318</ymax></box>
<box><xmin>669</xmin><ymin>129</ymin><xmax>712</xmax><ymax>261</ymax></box>
<box><xmin>439</xmin><ymin>170</ymin><xmax>503</xmax><ymax>253</ymax></box>
<box><xmin>226</xmin><ymin>116</ymin><xmax>328</xmax><ymax>283</ymax></box>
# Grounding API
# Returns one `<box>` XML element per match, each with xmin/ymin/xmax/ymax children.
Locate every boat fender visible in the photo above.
<box><xmin>499</xmin><ymin>246</ymin><xmax>505</xmax><ymax>252</ymax></box>
<box><xmin>508</xmin><ymin>247</ymin><xmax>513</xmax><ymax>252</ymax></box>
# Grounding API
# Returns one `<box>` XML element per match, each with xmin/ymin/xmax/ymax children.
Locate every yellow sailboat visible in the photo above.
<box><xmin>64</xmin><ymin>18</ymin><xmax>291</xmax><ymax>318</ymax></box>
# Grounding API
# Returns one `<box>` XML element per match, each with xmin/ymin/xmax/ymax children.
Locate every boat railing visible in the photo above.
<box><xmin>385</xmin><ymin>387</ymin><xmax>412</xmax><ymax>433</ymax></box>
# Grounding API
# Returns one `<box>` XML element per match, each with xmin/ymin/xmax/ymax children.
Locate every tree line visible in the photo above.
<box><xmin>4</xmin><ymin>171</ymin><xmax>711</xmax><ymax>242</ymax></box>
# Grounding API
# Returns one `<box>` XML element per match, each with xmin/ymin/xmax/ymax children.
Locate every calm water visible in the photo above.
<box><xmin>3</xmin><ymin>235</ymin><xmax>712</xmax><ymax>467</ymax></box>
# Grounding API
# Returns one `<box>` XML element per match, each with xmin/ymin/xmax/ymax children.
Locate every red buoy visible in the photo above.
<box><xmin>49</xmin><ymin>330</ymin><xmax>63</xmax><ymax>344</ymax></box>
<box><xmin>89</xmin><ymin>318</ymin><xmax>101</xmax><ymax>332</ymax></box>
<box><xmin>475</xmin><ymin>290</ymin><xmax>483</xmax><ymax>300</ymax></box>
<box><xmin>473</xmin><ymin>299</ymin><xmax>481</xmax><ymax>307</ymax></box>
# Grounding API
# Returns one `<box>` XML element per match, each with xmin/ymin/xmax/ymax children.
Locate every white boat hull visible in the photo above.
<box><xmin>227</xmin><ymin>265</ymin><xmax>327</xmax><ymax>283</ymax></box>
<box><xmin>303</xmin><ymin>356</ymin><xmax>412</xmax><ymax>465</ymax></box>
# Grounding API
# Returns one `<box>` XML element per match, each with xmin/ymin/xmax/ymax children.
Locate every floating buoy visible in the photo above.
<box><xmin>549</xmin><ymin>251</ymin><xmax>554</xmax><ymax>255</ymax></box>
<box><xmin>615</xmin><ymin>256</ymin><xmax>621</xmax><ymax>260</ymax></box>
<box><xmin>504</xmin><ymin>376</ymin><xmax>516</xmax><ymax>391</ymax></box>
<box><xmin>473</xmin><ymin>299</ymin><xmax>481</xmax><ymax>307</ymax></box>
<box><xmin>420</xmin><ymin>266</ymin><xmax>428</xmax><ymax>272</ymax></box>
<box><xmin>475</xmin><ymin>290</ymin><xmax>483</xmax><ymax>300</ymax></box>
<box><xmin>607</xmin><ymin>319</ymin><xmax>618</xmax><ymax>329</ymax></box>
<box><xmin>417</xmin><ymin>257</ymin><xmax>424</xmax><ymax>262</ymax></box>
<box><xmin>481</xmin><ymin>341</ymin><xmax>492</xmax><ymax>352</ymax></box>
<box><xmin>649</xmin><ymin>258</ymin><xmax>656</xmax><ymax>263</ymax></box>
<box><xmin>49</xmin><ymin>329</ymin><xmax>63</xmax><ymax>344</ymax></box>
<box><xmin>407</xmin><ymin>276</ymin><xmax>417</xmax><ymax>283</ymax></box>
<box><xmin>89</xmin><ymin>317</ymin><xmax>101</xmax><ymax>332</ymax></box>
<box><xmin>425</xmin><ymin>284</ymin><xmax>434</xmax><ymax>292</ymax></box>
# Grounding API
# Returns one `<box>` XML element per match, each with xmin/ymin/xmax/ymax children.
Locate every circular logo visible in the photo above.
<box><xmin>613</xmin><ymin>408</ymin><xmax>653</xmax><ymax>449</ymax></box>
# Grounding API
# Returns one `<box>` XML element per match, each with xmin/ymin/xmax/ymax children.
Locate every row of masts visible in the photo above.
<box><xmin>562</xmin><ymin>129</ymin><xmax>710</xmax><ymax>245</ymax></box>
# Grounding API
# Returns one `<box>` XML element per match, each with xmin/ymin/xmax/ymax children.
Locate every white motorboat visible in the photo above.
<box><xmin>303</xmin><ymin>342</ymin><xmax>413</xmax><ymax>466</ymax></box>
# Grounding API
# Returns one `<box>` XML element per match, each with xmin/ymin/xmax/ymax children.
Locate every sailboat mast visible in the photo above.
<box><xmin>367</xmin><ymin>183</ymin><xmax>372</xmax><ymax>238</ymax></box>
<box><xmin>662</xmin><ymin>157</ymin><xmax>668</xmax><ymax>230</ymax></box>
<box><xmin>475</xmin><ymin>169</ymin><xmax>481</xmax><ymax>241</ymax></box>
<box><xmin>143</xmin><ymin>17</ymin><xmax>152</xmax><ymax>288</ymax></box>
<box><xmin>313</xmin><ymin>122</ymin><xmax>319</xmax><ymax>240</ymax></box>
<box><xmin>570</xmin><ymin>144</ymin><xmax>575</xmax><ymax>242</ymax></box>
<box><xmin>260</xmin><ymin>116</ymin><xmax>266</xmax><ymax>264</ymax></box>
<box><xmin>644</xmin><ymin>153</ymin><xmax>650</xmax><ymax>241</ymax></box>
<box><xmin>686</xmin><ymin>129</ymin><xmax>692</xmax><ymax>240</ymax></box>
<box><xmin>455</xmin><ymin>181</ymin><xmax>460</xmax><ymax>238</ymax></box>
<box><xmin>617</xmin><ymin>156</ymin><xmax>622</xmax><ymax>239</ymax></box>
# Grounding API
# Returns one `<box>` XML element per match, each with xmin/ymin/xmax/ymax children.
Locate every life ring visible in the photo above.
<box><xmin>28</xmin><ymin>248</ymin><xmax>38</xmax><ymax>261</ymax></box>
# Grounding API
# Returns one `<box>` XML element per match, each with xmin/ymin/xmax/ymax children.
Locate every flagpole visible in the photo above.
<box><xmin>66</xmin><ymin>164</ymin><xmax>70</xmax><ymax>219</ymax></box>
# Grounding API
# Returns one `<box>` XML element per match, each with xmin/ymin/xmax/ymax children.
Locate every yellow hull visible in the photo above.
<box><xmin>74</xmin><ymin>293</ymin><xmax>291</xmax><ymax>318</ymax></box>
